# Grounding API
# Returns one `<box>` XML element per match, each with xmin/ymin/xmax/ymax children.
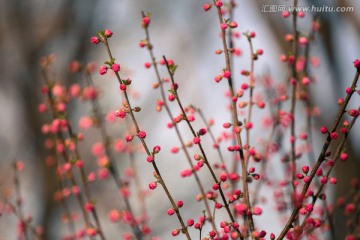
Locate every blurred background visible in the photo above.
<box><xmin>0</xmin><ymin>0</ymin><xmax>359</xmax><ymax>239</ymax></box>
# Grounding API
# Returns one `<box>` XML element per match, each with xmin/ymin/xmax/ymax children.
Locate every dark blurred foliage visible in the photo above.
<box><xmin>0</xmin><ymin>0</ymin><xmax>100</xmax><ymax>238</ymax></box>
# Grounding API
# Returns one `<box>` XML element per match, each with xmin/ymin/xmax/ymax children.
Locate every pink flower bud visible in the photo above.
<box><xmin>234</xmin><ymin>48</ymin><xmax>242</xmax><ymax>56</ymax></box>
<box><xmin>232</xmin><ymin>222</ymin><xmax>240</xmax><ymax>229</ymax></box>
<box><xmin>198</xmin><ymin>128</ymin><xmax>207</xmax><ymax>136</ymax></box>
<box><xmin>167</xmin><ymin>59</ymin><xmax>175</xmax><ymax>66</ymax></box>
<box><xmin>87</xmin><ymin>172</ymin><xmax>96</xmax><ymax>182</ymax></box>
<box><xmin>302</xmin><ymin>165</ymin><xmax>309</xmax><ymax>174</ymax></box>
<box><xmin>320</xmin><ymin>176</ymin><xmax>328</xmax><ymax>184</ymax></box>
<box><xmin>220</xmin><ymin>221</ymin><xmax>228</xmax><ymax>228</ymax></box>
<box><xmin>75</xmin><ymin>160</ymin><xmax>83</xmax><ymax>168</ymax></box>
<box><xmin>146</xmin><ymin>156</ymin><xmax>154</xmax><ymax>163</ymax></box>
<box><xmin>220</xmin><ymin>23</ymin><xmax>228</xmax><ymax>30</ymax></box>
<box><xmin>299</xmin><ymin>37</ymin><xmax>308</xmax><ymax>45</ymax></box>
<box><xmin>72</xmin><ymin>186</ymin><xmax>80</xmax><ymax>196</ymax></box>
<box><xmin>241</xmin><ymin>82</ymin><xmax>249</xmax><ymax>89</ymax></box>
<box><xmin>220</xmin><ymin>174</ymin><xmax>227</xmax><ymax>182</ymax></box>
<box><xmin>194</xmin><ymin>223</ymin><xmax>201</xmax><ymax>229</ymax></box>
<box><xmin>187</xmin><ymin>115</ymin><xmax>195</xmax><ymax>122</ymax></box>
<box><xmin>38</xmin><ymin>103</ymin><xmax>47</xmax><ymax>113</ymax></box>
<box><xmin>285</xmin><ymin>34</ymin><xmax>294</xmax><ymax>42</ymax></box>
<box><xmin>299</xmin><ymin>208</ymin><xmax>307</xmax><ymax>215</ymax></box>
<box><xmin>282</xmin><ymin>11</ymin><xmax>290</xmax><ymax>18</ymax></box>
<box><xmin>99</xmin><ymin>65</ymin><xmax>107</xmax><ymax>75</ymax></box>
<box><xmin>187</xmin><ymin>219</ymin><xmax>194</xmax><ymax>227</ymax></box>
<box><xmin>203</xmin><ymin>3</ymin><xmax>212</xmax><ymax>11</ymax></box>
<box><xmin>153</xmin><ymin>145</ymin><xmax>161</xmax><ymax>153</ymax></box>
<box><xmin>52</xmin><ymin>84</ymin><xmax>64</xmax><ymax>97</ymax></box>
<box><xmin>171</xmin><ymin>147</ymin><xmax>179</xmax><ymax>153</ymax></box>
<box><xmin>98</xmin><ymin>168</ymin><xmax>109</xmax><ymax>179</ymax></box>
<box><xmin>280</xmin><ymin>54</ymin><xmax>287</xmax><ymax>62</ymax></box>
<box><xmin>223</xmin><ymin>122</ymin><xmax>232</xmax><ymax>128</ymax></box>
<box><xmin>142</xmin><ymin>17</ymin><xmax>150</xmax><ymax>27</ymax></box>
<box><xmin>340</xmin><ymin>127</ymin><xmax>347</xmax><ymax>134</ymax></box>
<box><xmin>338</xmin><ymin>98</ymin><xmax>345</xmax><ymax>106</ymax></box>
<box><xmin>303</xmin><ymin>176</ymin><xmax>310</xmax><ymax>183</ymax></box>
<box><xmin>104</xmin><ymin>29</ymin><xmax>113</xmax><ymax>38</ymax></box>
<box><xmin>215</xmin><ymin>0</ymin><xmax>223</xmax><ymax>7</ymax></box>
<box><xmin>148</xmin><ymin>182</ymin><xmax>157</xmax><ymax>190</ymax></box>
<box><xmin>167</xmin><ymin>208</ymin><xmax>175</xmax><ymax>215</ymax></box>
<box><xmin>223</xmin><ymin>70</ymin><xmax>231</xmax><ymax>78</ymax></box>
<box><xmin>125</xmin><ymin>134</ymin><xmax>133</xmax><ymax>142</ymax></box>
<box><xmin>114</xmin><ymin>109</ymin><xmax>126</xmax><ymax>118</ymax></box>
<box><xmin>302</xmin><ymin>77</ymin><xmax>310</xmax><ymax>85</ymax></box>
<box><xmin>330</xmin><ymin>177</ymin><xmax>337</xmax><ymax>184</ymax></box>
<box><xmin>138</xmin><ymin>40</ymin><xmax>147</xmax><ymax>48</ymax></box>
<box><xmin>214</xmin><ymin>75</ymin><xmax>223</xmax><ymax>83</ymax></box>
<box><xmin>345</xmin><ymin>87</ymin><xmax>352</xmax><ymax>94</ymax></box>
<box><xmin>193</xmin><ymin>137</ymin><xmax>201</xmax><ymax>144</ymax></box>
<box><xmin>228</xmin><ymin>21</ymin><xmax>238</xmax><ymax>28</ymax></box>
<box><xmin>86</xmin><ymin>228</ymin><xmax>97</xmax><ymax>236</ymax></box>
<box><xmin>348</xmin><ymin>109</ymin><xmax>359</xmax><ymax>117</ymax></box>
<box><xmin>256</xmin><ymin>101</ymin><xmax>265</xmax><ymax>109</ymax></box>
<box><xmin>252</xmin><ymin>206</ymin><xmax>262</xmax><ymax>215</ymax></box>
<box><xmin>345</xmin><ymin>203</ymin><xmax>355</xmax><ymax>214</ymax></box>
<box><xmin>305</xmin><ymin>204</ymin><xmax>313</xmax><ymax>212</ymax></box>
<box><xmin>144</xmin><ymin>62</ymin><xmax>151</xmax><ymax>68</ymax></box>
<box><xmin>320</xmin><ymin>126</ymin><xmax>328</xmax><ymax>134</ymax></box>
<box><xmin>296</xmin><ymin>173</ymin><xmax>304</xmax><ymax>179</ymax></box>
<box><xmin>327</xmin><ymin>159</ymin><xmax>335</xmax><ymax>166</ymax></box>
<box><xmin>168</xmin><ymin>94</ymin><xmax>175</xmax><ymax>101</ymax></box>
<box><xmin>330</xmin><ymin>132</ymin><xmax>338</xmax><ymax>140</ymax></box>
<box><xmin>84</xmin><ymin>202</ymin><xmax>94</xmax><ymax>212</ymax></box>
<box><xmin>270</xmin><ymin>233</ymin><xmax>275</xmax><ymax>239</ymax></box>
<box><xmin>137</xmin><ymin>131</ymin><xmax>147</xmax><ymax>139</ymax></box>
<box><xmin>108</xmin><ymin>209</ymin><xmax>120</xmax><ymax>222</ymax></box>
<box><xmin>119</xmin><ymin>84</ymin><xmax>126</xmax><ymax>91</ymax></box>
<box><xmin>340</xmin><ymin>152</ymin><xmax>348</xmax><ymax>161</ymax></box>
<box><xmin>353</xmin><ymin>59</ymin><xmax>360</xmax><ymax>68</ymax></box>
<box><xmin>245</xmin><ymin>122</ymin><xmax>253</xmax><ymax>129</ymax></box>
<box><xmin>177</xmin><ymin>200</ymin><xmax>184</xmax><ymax>208</ymax></box>
<box><xmin>111</xmin><ymin>63</ymin><xmax>120</xmax><ymax>72</ymax></box>
<box><xmin>248</xmin><ymin>148</ymin><xmax>256</xmax><ymax>156</ymax></box>
<box><xmin>90</xmin><ymin>37</ymin><xmax>100</xmax><ymax>45</ymax></box>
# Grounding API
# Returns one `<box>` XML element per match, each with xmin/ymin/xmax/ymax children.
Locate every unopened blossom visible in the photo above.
<box><xmin>111</xmin><ymin>63</ymin><xmax>120</xmax><ymax>72</ymax></box>
<box><xmin>99</xmin><ymin>66</ymin><xmax>107</xmax><ymax>75</ymax></box>
<box><xmin>90</xmin><ymin>36</ymin><xmax>100</xmax><ymax>45</ymax></box>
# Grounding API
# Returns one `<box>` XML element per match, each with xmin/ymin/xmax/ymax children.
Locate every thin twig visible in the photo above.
<box><xmin>277</xmin><ymin>69</ymin><xmax>359</xmax><ymax>239</ymax></box>
<box><xmin>101</xmin><ymin>36</ymin><xmax>191</xmax><ymax>239</ymax></box>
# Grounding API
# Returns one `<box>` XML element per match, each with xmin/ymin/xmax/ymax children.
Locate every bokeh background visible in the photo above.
<box><xmin>0</xmin><ymin>0</ymin><xmax>359</xmax><ymax>239</ymax></box>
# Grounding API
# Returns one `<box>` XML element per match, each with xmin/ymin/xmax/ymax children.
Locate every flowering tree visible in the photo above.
<box><xmin>0</xmin><ymin>1</ymin><xmax>359</xmax><ymax>240</ymax></box>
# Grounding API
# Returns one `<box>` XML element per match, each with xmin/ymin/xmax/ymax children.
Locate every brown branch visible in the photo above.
<box><xmin>84</xmin><ymin>73</ymin><xmax>144</xmax><ymax>240</ymax></box>
<box><xmin>213</xmin><ymin>0</ymin><xmax>255</xmax><ymax>234</ymax></box>
<box><xmin>140</xmin><ymin>13</ymin><xmax>218</xmax><ymax>236</ymax></box>
<box><xmin>101</xmin><ymin>37</ymin><xmax>191</xmax><ymax>239</ymax></box>
<box><xmin>277</xmin><ymin>69</ymin><xmax>359</xmax><ymax>239</ymax></box>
